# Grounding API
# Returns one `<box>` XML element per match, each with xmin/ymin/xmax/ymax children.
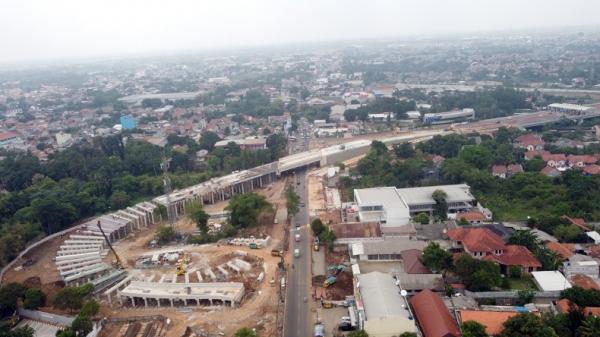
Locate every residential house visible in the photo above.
<box><xmin>484</xmin><ymin>245</ymin><xmax>542</xmax><ymax>273</ymax></box>
<box><xmin>561</xmin><ymin>216</ymin><xmax>591</xmax><ymax>232</ymax></box>
<box><xmin>409</xmin><ymin>289</ymin><xmax>461</xmax><ymax>337</ymax></box>
<box><xmin>541</xmin><ymin>166</ymin><xmax>561</xmax><ymax>177</ymax></box>
<box><xmin>401</xmin><ymin>249</ymin><xmax>431</xmax><ymax>274</ymax></box>
<box><xmin>350</xmin><ymin>237</ymin><xmax>426</xmax><ymax>262</ymax></box>
<box><xmin>456</xmin><ymin>211</ymin><xmax>488</xmax><ymax>224</ymax></box>
<box><xmin>545</xmin><ymin>242</ymin><xmax>575</xmax><ymax>261</ymax></box>
<box><xmin>447</xmin><ymin>227</ymin><xmax>541</xmax><ymax>273</ymax></box>
<box><xmin>570</xmin><ymin>274</ymin><xmax>600</xmax><ymax>291</ymax></box>
<box><xmin>542</xmin><ymin>153</ymin><xmax>568</xmax><ymax>169</ymax></box>
<box><xmin>214</xmin><ymin>138</ymin><xmax>266</xmax><ymax>151</ymax></box>
<box><xmin>583</xmin><ymin>165</ymin><xmax>600</xmax><ymax>175</ymax></box>
<box><xmin>568</xmin><ymin>155</ymin><xmax>598</xmax><ymax>168</ymax></box>
<box><xmin>492</xmin><ymin>164</ymin><xmax>523</xmax><ymax>179</ymax></box>
<box><xmin>458</xmin><ymin>310</ymin><xmax>520</xmax><ymax>336</ymax></box>
<box><xmin>515</xmin><ymin>134</ymin><xmax>544</xmax><ymax>151</ymax></box>
<box><xmin>400</xmin><ymin>249</ymin><xmax>443</xmax><ymax>291</ymax></box>
<box><xmin>556</xmin><ymin>299</ymin><xmax>600</xmax><ymax>317</ymax></box>
<box><xmin>524</xmin><ymin>149</ymin><xmax>549</xmax><ymax>160</ymax></box>
<box><xmin>492</xmin><ymin>165</ymin><xmax>507</xmax><ymax>179</ymax></box>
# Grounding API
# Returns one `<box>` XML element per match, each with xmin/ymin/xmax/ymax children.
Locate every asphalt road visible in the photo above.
<box><xmin>284</xmin><ymin>168</ymin><xmax>312</xmax><ymax>337</ymax></box>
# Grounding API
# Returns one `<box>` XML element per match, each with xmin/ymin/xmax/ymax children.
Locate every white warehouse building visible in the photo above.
<box><xmin>354</xmin><ymin>184</ymin><xmax>478</xmax><ymax>223</ymax></box>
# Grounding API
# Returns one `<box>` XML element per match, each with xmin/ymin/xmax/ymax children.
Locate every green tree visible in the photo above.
<box><xmin>432</xmin><ymin>189</ymin><xmax>448</xmax><ymax>220</ymax></box>
<box><xmin>516</xmin><ymin>289</ymin><xmax>535</xmax><ymax>306</ymax></box>
<box><xmin>285</xmin><ymin>186</ymin><xmax>300</xmax><ymax>219</ymax></box>
<box><xmin>318</xmin><ymin>228</ymin><xmax>337</xmax><ymax>252</ymax></box>
<box><xmin>561</xmin><ymin>287</ymin><xmax>600</xmax><ymax>307</ymax></box>
<box><xmin>80</xmin><ymin>299</ymin><xmax>99</xmax><ymax>317</ymax></box>
<box><xmin>186</xmin><ymin>202</ymin><xmax>210</xmax><ymax>233</ymax></box>
<box><xmin>348</xmin><ymin>330</ymin><xmax>369</xmax><ymax>337</ymax></box>
<box><xmin>23</xmin><ymin>288</ymin><xmax>46</xmax><ymax>310</ymax></box>
<box><xmin>226</xmin><ymin>192</ymin><xmax>272</xmax><ymax>228</ymax></box>
<box><xmin>370</xmin><ymin>141</ymin><xmax>388</xmax><ymax>156</ymax></box>
<box><xmin>198</xmin><ymin>131</ymin><xmax>221</xmax><ymax>151</ymax></box>
<box><xmin>155</xmin><ymin>226</ymin><xmax>176</xmax><ymax>244</ymax></box>
<box><xmin>53</xmin><ymin>284</ymin><xmax>93</xmax><ymax>313</ymax></box>
<box><xmin>233</xmin><ymin>327</ymin><xmax>257</xmax><ymax>337</ymax></box>
<box><xmin>31</xmin><ymin>198</ymin><xmax>78</xmax><ymax>234</ymax></box>
<box><xmin>397</xmin><ymin>333</ymin><xmax>417</xmax><ymax>337</ymax></box>
<box><xmin>413</xmin><ymin>213</ymin><xmax>429</xmax><ymax>225</ymax></box>
<box><xmin>500</xmin><ymin>313</ymin><xmax>558</xmax><ymax>337</ymax></box>
<box><xmin>508</xmin><ymin>265</ymin><xmax>522</xmax><ymax>279</ymax></box>
<box><xmin>553</xmin><ymin>225</ymin><xmax>581</xmax><ymax>242</ymax></box>
<box><xmin>4</xmin><ymin>326</ymin><xmax>35</xmax><ymax>337</ymax></box>
<box><xmin>461</xmin><ymin>320</ymin><xmax>488</xmax><ymax>337</ymax></box>
<box><xmin>310</xmin><ymin>219</ymin><xmax>326</xmax><ymax>237</ymax></box>
<box><xmin>524</xmin><ymin>156</ymin><xmax>546</xmax><ymax>172</ymax></box>
<box><xmin>422</xmin><ymin>242</ymin><xmax>453</xmax><ymax>273</ymax></box>
<box><xmin>394</xmin><ymin>143</ymin><xmax>416</xmax><ymax>158</ymax></box>
<box><xmin>109</xmin><ymin>190</ymin><xmax>130</xmax><ymax>210</ymax></box>
<box><xmin>534</xmin><ymin>246</ymin><xmax>562</xmax><ymax>271</ymax></box>
<box><xmin>508</xmin><ymin>230</ymin><xmax>539</xmax><ymax>251</ymax></box>
<box><xmin>577</xmin><ymin>316</ymin><xmax>600</xmax><ymax>337</ymax></box>
<box><xmin>459</xmin><ymin>145</ymin><xmax>493</xmax><ymax>170</ymax></box>
<box><xmin>455</xmin><ymin>254</ymin><xmax>502</xmax><ymax>291</ymax></box>
<box><xmin>0</xmin><ymin>283</ymin><xmax>28</xmax><ymax>317</ymax></box>
<box><xmin>71</xmin><ymin>315</ymin><xmax>93</xmax><ymax>337</ymax></box>
<box><xmin>266</xmin><ymin>133</ymin><xmax>288</xmax><ymax>160</ymax></box>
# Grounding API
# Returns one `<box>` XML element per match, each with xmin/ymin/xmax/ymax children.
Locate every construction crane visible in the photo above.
<box><xmin>96</xmin><ymin>220</ymin><xmax>124</xmax><ymax>269</ymax></box>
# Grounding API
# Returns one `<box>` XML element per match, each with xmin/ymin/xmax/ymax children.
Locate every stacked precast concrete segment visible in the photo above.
<box><xmin>54</xmin><ymin>202</ymin><xmax>158</xmax><ymax>288</ymax></box>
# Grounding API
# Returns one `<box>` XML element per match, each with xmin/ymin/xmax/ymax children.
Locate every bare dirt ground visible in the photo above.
<box><xmin>104</xmin><ymin>180</ymin><xmax>289</xmax><ymax>337</ymax></box>
<box><xmin>102</xmin><ymin>242</ymin><xmax>284</xmax><ymax>337</ymax></box>
<box><xmin>2</xmin><ymin>232</ymin><xmax>71</xmax><ymax>314</ymax></box>
<box><xmin>308</xmin><ymin>169</ymin><xmax>327</xmax><ymax>219</ymax></box>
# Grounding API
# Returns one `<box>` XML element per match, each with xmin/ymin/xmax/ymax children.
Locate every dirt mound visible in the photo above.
<box><xmin>325</xmin><ymin>272</ymin><xmax>354</xmax><ymax>301</ymax></box>
<box><xmin>312</xmin><ymin>275</ymin><xmax>327</xmax><ymax>286</ymax></box>
<box><xmin>23</xmin><ymin>277</ymin><xmax>41</xmax><ymax>288</ymax></box>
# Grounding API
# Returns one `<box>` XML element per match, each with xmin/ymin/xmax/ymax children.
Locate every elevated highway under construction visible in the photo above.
<box><xmin>152</xmin><ymin>130</ymin><xmax>447</xmax><ymax>217</ymax></box>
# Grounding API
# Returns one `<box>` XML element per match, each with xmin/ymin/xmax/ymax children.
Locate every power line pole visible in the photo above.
<box><xmin>161</xmin><ymin>155</ymin><xmax>175</xmax><ymax>227</ymax></box>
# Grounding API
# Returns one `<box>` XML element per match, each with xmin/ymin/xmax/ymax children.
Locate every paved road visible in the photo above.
<box><xmin>284</xmin><ymin>169</ymin><xmax>312</xmax><ymax>337</ymax></box>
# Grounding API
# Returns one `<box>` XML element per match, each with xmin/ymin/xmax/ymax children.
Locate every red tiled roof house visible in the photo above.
<box><xmin>515</xmin><ymin>134</ymin><xmax>544</xmax><ymax>151</ymax></box>
<box><xmin>447</xmin><ymin>227</ymin><xmax>541</xmax><ymax>274</ymax></box>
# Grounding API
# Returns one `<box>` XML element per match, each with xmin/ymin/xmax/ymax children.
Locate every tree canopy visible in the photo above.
<box><xmin>422</xmin><ymin>242</ymin><xmax>453</xmax><ymax>273</ymax></box>
<box><xmin>233</xmin><ymin>327</ymin><xmax>257</xmax><ymax>337</ymax></box>
<box><xmin>226</xmin><ymin>193</ymin><xmax>272</xmax><ymax>228</ymax></box>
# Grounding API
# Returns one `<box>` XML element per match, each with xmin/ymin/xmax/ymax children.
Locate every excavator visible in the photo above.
<box><xmin>96</xmin><ymin>220</ymin><xmax>124</xmax><ymax>269</ymax></box>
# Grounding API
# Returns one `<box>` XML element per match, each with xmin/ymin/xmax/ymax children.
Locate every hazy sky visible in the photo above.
<box><xmin>1</xmin><ymin>0</ymin><xmax>599</xmax><ymax>64</ymax></box>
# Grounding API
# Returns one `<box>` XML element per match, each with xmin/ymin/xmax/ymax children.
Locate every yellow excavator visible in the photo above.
<box><xmin>96</xmin><ymin>220</ymin><xmax>124</xmax><ymax>269</ymax></box>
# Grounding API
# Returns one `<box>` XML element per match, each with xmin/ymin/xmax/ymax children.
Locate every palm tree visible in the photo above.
<box><xmin>508</xmin><ymin>229</ymin><xmax>539</xmax><ymax>251</ymax></box>
<box><xmin>578</xmin><ymin>316</ymin><xmax>600</xmax><ymax>337</ymax></box>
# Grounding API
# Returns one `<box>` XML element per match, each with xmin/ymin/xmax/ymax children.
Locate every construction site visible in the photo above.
<box><xmin>1</xmin><ymin>176</ymin><xmax>290</xmax><ymax>337</ymax></box>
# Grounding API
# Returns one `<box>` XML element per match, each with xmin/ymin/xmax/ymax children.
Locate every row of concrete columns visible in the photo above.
<box><xmin>167</xmin><ymin>172</ymin><xmax>277</xmax><ymax>219</ymax></box>
<box><xmin>123</xmin><ymin>296</ymin><xmax>236</xmax><ymax>308</ymax></box>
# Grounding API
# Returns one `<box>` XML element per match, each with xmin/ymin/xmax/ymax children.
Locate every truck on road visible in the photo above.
<box><xmin>314</xmin><ymin>323</ymin><xmax>325</xmax><ymax>337</ymax></box>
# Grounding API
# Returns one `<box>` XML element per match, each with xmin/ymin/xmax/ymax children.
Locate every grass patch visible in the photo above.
<box><xmin>507</xmin><ymin>276</ymin><xmax>537</xmax><ymax>290</ymax></box>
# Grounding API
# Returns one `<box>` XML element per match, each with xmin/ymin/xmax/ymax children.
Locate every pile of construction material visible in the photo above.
<box><xmin>226</xmin><ymin>235</ymin><xmax>271</xmax><ymax>248</ymax></box>
<box><xmin>55</xmin><ymin>231</ymin><xmax>113</xmax><ymax>286</ymax></box>
<box><xmin>54</xmin><ymin>202</ymin><xmax>158</xmax><ymax>287</ymax></box>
